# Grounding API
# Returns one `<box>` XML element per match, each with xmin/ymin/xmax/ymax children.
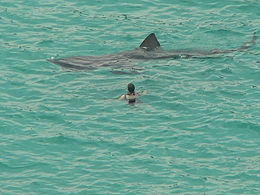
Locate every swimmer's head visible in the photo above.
<box><xmin>128</xmin><ymin>83</ymin><xmax>135</xmax><ymax>94</ymax></box>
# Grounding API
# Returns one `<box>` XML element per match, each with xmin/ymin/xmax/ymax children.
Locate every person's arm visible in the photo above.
<box><xmin>118</xmin><ymin>94</ymin><xmax>126</xmax><ymax>101</ymax></box>
<box><xmin>137</xmin><ymin>90</ymin><xmax>148</xmax><ymax>96</ymax></box>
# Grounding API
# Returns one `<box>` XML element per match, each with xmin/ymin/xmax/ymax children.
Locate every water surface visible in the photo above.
<box><xmin>0</xmin><ymin>0</ymin><xmax>259</xmax><ymax>194</ymax></box>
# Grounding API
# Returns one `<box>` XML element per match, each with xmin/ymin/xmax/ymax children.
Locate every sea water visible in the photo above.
<box><xmin>0</xmin><ymin>0</ymin><xmax>259</xmax><ymax>194</ymax></box>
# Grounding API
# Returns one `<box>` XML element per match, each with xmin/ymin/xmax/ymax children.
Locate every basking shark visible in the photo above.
<box><xmin>49</xmin><ymin>32</ymin><xmax>257</xmax><ymax>72</ymax></box>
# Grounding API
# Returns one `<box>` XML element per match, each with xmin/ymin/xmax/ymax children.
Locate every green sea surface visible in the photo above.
<box><xmin>0</xmin><ymin>0</ymin><xmax>260</xmax><ymax>194</ymax></box>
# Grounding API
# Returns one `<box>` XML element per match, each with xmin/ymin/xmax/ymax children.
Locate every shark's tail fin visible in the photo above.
<box><xmin>237</xmin><ymin>31</ymin><xmax>257</xmax><ymax>51</ymax></box>
<box><xmin>210</xmin><ymin>31</ymin><xmax>257</xmax><ymax>54</ymax></box>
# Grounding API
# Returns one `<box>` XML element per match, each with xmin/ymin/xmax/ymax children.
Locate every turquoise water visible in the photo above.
<box><xmin>1</xmin><ymin>0</ymin><xmax>260</xmax><ymax>194</ymax></box>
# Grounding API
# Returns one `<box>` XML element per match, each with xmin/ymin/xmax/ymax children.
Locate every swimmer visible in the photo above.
<box><xmin>119</xmin><ymin>83</ymin><xmax>148</xmax><ymax>104</ymax></box>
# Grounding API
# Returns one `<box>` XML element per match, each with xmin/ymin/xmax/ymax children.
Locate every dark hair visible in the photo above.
<box><xmin>128</xmin><ymin>83</ymin><xmax>135</xmax><ymax>94</ymax></box>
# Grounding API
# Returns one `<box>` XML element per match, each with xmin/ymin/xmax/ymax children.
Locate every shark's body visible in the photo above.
<box><xmin>49</xmin><ymin>32</ymin><xmax>257</xmax><ymax>71</ymax></box>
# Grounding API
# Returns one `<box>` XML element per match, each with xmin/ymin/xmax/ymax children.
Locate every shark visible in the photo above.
<box><xmin>48</xmin><ymin>32</ymin><xmax>257</xmax><ymax>72</ymax></box>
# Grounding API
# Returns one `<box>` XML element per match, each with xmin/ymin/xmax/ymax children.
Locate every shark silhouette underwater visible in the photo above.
<box><xmin>49</xmin><ymin>32</ymin><xmax>257</xmax><ymax>73</ymax></box>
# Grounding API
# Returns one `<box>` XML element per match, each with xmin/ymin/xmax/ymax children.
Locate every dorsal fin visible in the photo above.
<box><xmin>139</xmin><ymin>33</ymin><xmax>161</xmax><ymax>50</ymax></box>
